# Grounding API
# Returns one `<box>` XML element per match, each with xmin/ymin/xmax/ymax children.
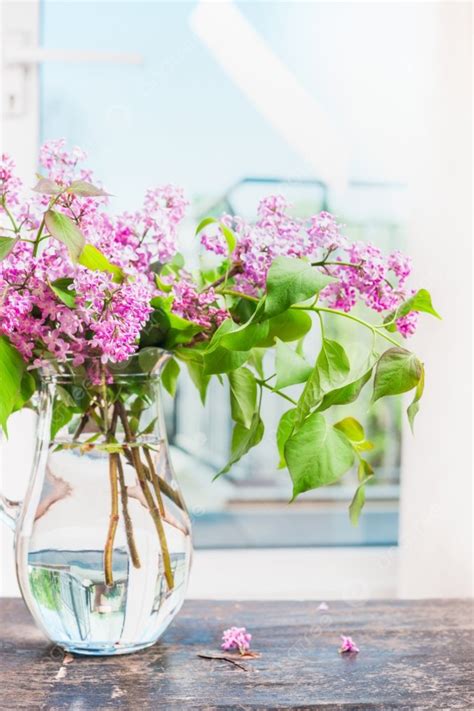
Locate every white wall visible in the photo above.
<box><xmin>398</xmin><ymin>1</ymin><xmax>473</xmax><ymax>598</ymax></box>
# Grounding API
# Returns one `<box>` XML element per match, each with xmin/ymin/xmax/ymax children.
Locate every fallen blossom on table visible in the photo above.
<box><xmin>221</xmin><ymin>626</ymin><xmax>252</xmax><ymax>655</ymax></box>
<box><xmin>339</xmin><ymin>635</ymin><xmax>360</xmax><ymax>654</ymax></box>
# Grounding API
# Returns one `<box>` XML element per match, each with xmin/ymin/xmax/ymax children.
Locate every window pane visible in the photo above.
<box><xmin>41</xmin><ymin>0</ymin><xmax>423</xmax><ymax>547</ymax></box>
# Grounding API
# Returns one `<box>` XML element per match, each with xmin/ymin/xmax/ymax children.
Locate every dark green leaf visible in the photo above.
<box><xmin>264</xmin><ymin>257</ymin><xmax>335</xmax><ymax>318</ymax></box>
<box><xmin>316</xmin><ymin>366</ymin><xmax>373</xmax><ymax>412</ymax></box>
<box><xmin>295</xmin><ymin>339</ymin><xmax>350</xmax><ymax>424</ymax></box>
<box><xmin>50</xmin><ymin>277</ymin><xmax>76</xmax><ymax>308</ymax></box>
<box><xmin>217</xmin><ymin>413</ymin><xmax>264</xmax><ymax>476</ymax></box>
<box><xmin>161</xmin><ymin>358</ymin><xmax>180</xmax><ymax>397</ymax></box>
<box><xmin>203</xmin><ymin>320</ymin><xmax>250</xmax><ymax>374</ymax></box>
<box><xmin>317</xmin><ymin>338</ymin><xmax>350</xmax><ymax>391</ymax></box>
<box><xmin>203</xmin><ymin>346</ymin><xmax>249</xmax><ymax>375</ymax></box>
<box><xmin>228</xmin><ymin>367</ymin><xmax>257</xmax><ymax>429</ymax></box>
<box><xmin>78</xmin><ymin>244</ymin><xmax>123</xmax><ymax>283</ymax></box>
<box><xmin>276</xmin><ymin>408</ymin><xmax>296</xmax><ymax>468</ymax></box>
<box><xmin>0</xmin><ymin>237</ymin><xmax>18</xmax><ymax>260</ymax></box>
<box><xmin>219</xmin><ymin>319</ymin><xmax>269</xmax><ymax>351</ymax></box>
<box><xmin>275</xmin><ymin>339</ymin><xmax>313</xmax><ymax>390</ymax></box>
<box><xmin>68</xmin><ymin>180</ymin><xmax>110</xmax><ymax>197</ymax></box>
<box><xmin>285</xmin><ymin>412</ymin><xmax>355</xmax><ymax>499</ymax></box>
<box><xmin>256</xmin><ymin>310</ymin><xmax>312</xmax><ymax>347</ymax></box>
<box><xmin>50</xmin><ymin>400</ymin><xmax>74</xmax><ymax>440</ymax></box>
<box><xmin>186</xmin><ymin>359</ymin><xmax>211</xmax><ymax>405</ymax></box>
<box><xmin>407</xmin><ymin>362</ymin><xmax>425</xmax><ymax>433</ymax></box>
<box><xmin>138</xmin><ymin>347</ymin><xmax>163</xmax><ymax>373</ymax></box>
<box><xmin>372</xmin><ymin>347</ymin><xmax>423</xmax><ymax>403</ymax></box>
<box><xmin>12</xmin><ymin>371</ymin><xmax>36</xmax><ymax>412</ymax></box>
<box><xmin>44</xmin><ymin>210</ymin><xmax>85</xmax><ymax>260</ymax></box>
<box><xmin>0</xmin><ymin>335</ymin><xmax>25</xmax><ymax>434</ymax></box>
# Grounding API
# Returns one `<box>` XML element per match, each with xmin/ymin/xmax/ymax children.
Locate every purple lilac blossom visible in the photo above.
<box><xmin>221</xmin><ymin>626</ymin><xmax>252</xmax><ymax>655</ymax></box>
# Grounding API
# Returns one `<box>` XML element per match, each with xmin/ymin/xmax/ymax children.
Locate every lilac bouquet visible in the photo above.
<box><xmin>0</xmin><ymin>140</ymin><xmax>439</xmax><ymax>541</ymax></box>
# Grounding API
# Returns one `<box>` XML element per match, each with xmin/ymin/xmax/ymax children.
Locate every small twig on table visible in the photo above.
<box><xmin>197</xmin><ymin>653</ymin><xmax>250</xmax><ymax>672</ymax></box>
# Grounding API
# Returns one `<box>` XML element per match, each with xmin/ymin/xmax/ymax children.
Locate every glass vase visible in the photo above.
<box><xmin>0</xmin><ymin>354</ymin><xmax>192</xmax><ymax>655</ymax></box>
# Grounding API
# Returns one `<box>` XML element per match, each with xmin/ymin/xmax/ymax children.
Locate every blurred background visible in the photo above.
<box><xmin>0</xmin><ymin>0</ymin><xmax>471</xmax><ymax>600</ymax></box>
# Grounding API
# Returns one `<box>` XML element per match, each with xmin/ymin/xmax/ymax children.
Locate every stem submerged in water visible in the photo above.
<box><xmin>104</xmin><ymin>452</ymin><xmax>119</xmax><ymax>586</ymax></box>
<box><xmin>115</xmin><ymin>453</ymin><xmax>141</xmax><ymax>570</ymax></box>
<box><xmin>116</xmin><ymin>401</ymin><xmax>175</xmax><ymax>591</ymax></box>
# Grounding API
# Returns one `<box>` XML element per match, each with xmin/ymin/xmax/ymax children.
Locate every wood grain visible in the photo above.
<box><xmin>0</xmin><ymin>598</ymin><xmax>472</xmax><ymax>710</ymax></box>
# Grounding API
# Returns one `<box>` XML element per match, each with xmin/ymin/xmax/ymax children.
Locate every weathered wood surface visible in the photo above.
<box><xmin>0</xmin><ymin>598</ymin><xmax>472</xmax><ymax>710</ymax></box>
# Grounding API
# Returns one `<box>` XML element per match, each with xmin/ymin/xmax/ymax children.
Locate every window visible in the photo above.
<box><xmin>5</xmin><ymin>0</ymin><xmax>427</xmax><ymax>549</ymax></box>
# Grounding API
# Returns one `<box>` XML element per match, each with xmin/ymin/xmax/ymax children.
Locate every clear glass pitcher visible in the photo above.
<box><xmin>0</xmin><ymin>354</ymin><xmax>192</xmax><ymax>655</ymax></box>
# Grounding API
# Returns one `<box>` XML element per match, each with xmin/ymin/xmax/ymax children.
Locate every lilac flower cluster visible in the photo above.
<box><xmin>221</xmin><ymin>626</ymin><xmax>252</xmax><ymax>654</ymax></box>
<box><xmin>0</xmin><ymin>141</ymin><xmax>420</xmax><ymax>371</ymax></box>
<box><xmin>200</xmin><ymin>195</ymin><xmax>416</xmax><ymax>337</ymax></box>
<box><xmin>0</xmin><ymin>145</ymin><xmax>185</xmax><ymax>365</ymax></box>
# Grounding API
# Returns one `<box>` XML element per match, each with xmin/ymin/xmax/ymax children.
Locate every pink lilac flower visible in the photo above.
<box><xmin>221</xmin><ymin>626</ymin><xmax>252</xmax><ymax>655</ymax></box>
<box><xmin>199</xmin><ymin>196</ymin><xmax>415</xmax><ymax>332</ymax></box>
<box><xmin>339</xmin><ymin>635</ymin><xmax>359</xmax><ymax>654</ymax></box>
<box><xmin>396</xmin><ymin>311</ymin><xmax>418</xmax><ymax>338</ymax></box>
<box><xmin>0</xmin><ymin>154</ymin><xmax>22</xmax><ymax>206</ymax></box>
<box><xmin>169</xmin><ymin>275</ymin><xmax>227</xmax><ymax>329</ymax></box>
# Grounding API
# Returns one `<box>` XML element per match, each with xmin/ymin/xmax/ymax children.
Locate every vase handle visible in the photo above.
<box><xmin>0</xmin><ymin>493</ymin><xmax>21</xmax><ymax>531</ymax></box>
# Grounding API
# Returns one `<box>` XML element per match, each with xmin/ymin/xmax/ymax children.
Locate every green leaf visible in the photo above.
<box><xmin>165</xmin><ymin>312</ymin><xmax>201</xmax><ymax>348</ymax></box>
<box><xmin>186</xmin><ymin>359</ymin><xmax>211</xmax><ymax>405</ymax></box>
<box><xmin>349</xmin><ymin>459</ymin><xmax>374</xmax><ymax>525</ymax></box>
<box><xmin>397</xmin><ymin>289</ymin><xmax>441</xmax><ymax>320</ymax></box>
<box><xmin>203</xmin><ymin>320</ymin><xmax>250</xmax><ymax>374</ymax></box>
<box><xmin>372</xmin><ymin>347</ymin><xmax>423</xmax><ymax>403</ymax></box>
<box><xmin>0</xmin><ymin>336</ymin><xmax>25</xmax><ymax>435</ymax></box>
<box><xmin>161</xmin><ymin>358</ymin><xmax>180</xmax><ymax>397</ymax></box>
<box><xmin>32</xmin><ymin>175</ymin><xmax>61</xmax><ymax>195</ymax></box>
<box><xmin>78</xmin><ymin>244</ymin><xmax>123</xmax><ymax>283</ymax></box>
<box><xmin>195</xmin><ymin>217</ymin><xmax>218</xmax><ymax>234</ymax></box>
<box><xmin>407</xmin><ymin>362</ymin><xmax>425</xmax><ymax>433</ymax></box>
<box><xmin>50</xmin><ymin>400</ymin><xmax>74</xmax><ymax>440</ymax></box>
<box><xmin>295</xmin><ymin>339</ymin><xmax>351</xmax><ymax>424</ymax></box>
<box><xmin>357</xmin><ymin>457</ymin><xmax>374</xmax><ymax>482</ymax></box>
<box><xmin>219</xmin><ymin>319</ymin><xmax>269</xmax><ymax>351</ymax></box>
<box><xmin>275</xmin><ymin>339</ymin><xmax>313</xmax><ymax>390</ymax></box>
<box><xmin>334</xmin><ymin>417</ymin><xmax>365</xmax><ymax>443</ymax></box>
<box><xmin>67</xmin><ymin>180</ymin><xmax>109</xmax><ymax>197</ymax></box>
<box><xmin>12</xmin><ymin>371</ymin><xmax>36</xmax><ymax>413</ymax></box>
<box><xmin>317</xmin><ymin>338</ymin><xmax>350</xmax><ymax>391</ymax></box>
<box><xmin>203</xmin><ymin>346</ymin><xmax>249</xmax><ymax>375</ymax></box>
<box><xmin>50</xmin><ymin>277</ymin><xmax>76</xmax><ymax>308</ymax></box>
<box><xmin>0</xmin><ymin>237</ymin><xmax>18</xmax><ymax>260</ymax></box>
<box><xmin>316</xmin><ymin>367</ymin><xmax>373</xmax><ymax>412</ymax></box>
<box><xmin>217</xmin><ymin>413</ymin><xmax>264</xmax><ymax>476</ymax></box>
<box><xmin>285</xmin><ymin>412</ymin><xmax>355</xmax><ymax>499</ymax></box>
<box><xmin>256</xmin><ymin>310</ymin><xmax>312</xmax><ymax>347</ymax></box>
<box><xmin>264</xmin><ymin>257</ymin><xmax>336</xmax><ymax>318</ymax></box>
<box><xmin>248</xmin><ymin>348</ymin><xmax>266</xmax><ymax>379</ymax></box>
<box><xmin>276</xmin><ymin>408</ymin><xmax>296</xmax><ymax>468</ymax></box>
<box><xmin>228</xmin><ymin>367</ymin><xmax>257</xmax><ymax>429</ymax></box>
<box><xmin>138</xmin><ymin>347</ymin><xmax>163</xmax><ymax>373</ymax></box>
<box><xmin>44</xmin><ymin>210</ymin><xmax>85</xmax><ymax>260</ymax></box>
<box><xmin>220</xmin><ymin>224</ymin><xmax>237</xmax><ymax>254</ymax></box>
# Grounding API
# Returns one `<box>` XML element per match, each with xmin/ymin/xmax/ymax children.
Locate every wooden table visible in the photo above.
<box><xmin>0</xmin><ymin>598</ymin><xmax>472</xmax><ymax>709</ymax></box>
